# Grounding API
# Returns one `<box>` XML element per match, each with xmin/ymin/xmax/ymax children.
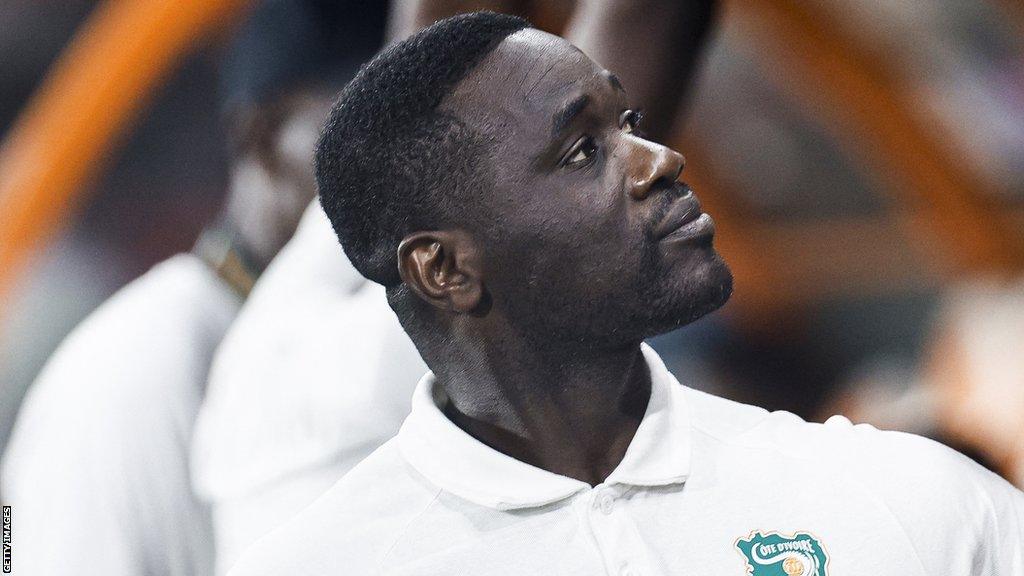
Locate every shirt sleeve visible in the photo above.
<box><xmin>2</xmin><ymin>363</ymin><xmax>147</xmax><ymax>575</ymax></box>
<box><xmin>962</xmin><ymin>459</ymin><xmax>1024</xmax><ymax>576</ymax></box>
<box><xmin>848</xmin><ymin>425</ymin><xmax>1024</xmax><ymax>575</ymax></box>
<box><xmin>1</xmin><ymin>256</ymin><xmax>233</xmax><ymax>576</ymax></box>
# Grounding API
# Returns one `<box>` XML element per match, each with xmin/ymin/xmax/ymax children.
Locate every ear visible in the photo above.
<box><xmin>397</xmin><ymin>230</ymin><xmax>484</xmax><ymax>314</ymax></box>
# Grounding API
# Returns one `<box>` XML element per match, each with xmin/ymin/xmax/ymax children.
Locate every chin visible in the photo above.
<box><xmin>511</xmin><ymin>247</ymin><xmax>733</xmax><ymax>347</ymax></box>
<box><xmin>643</xmin><ymin>249</ymin><xmax>733</xmax><ymax>337</ymax></box>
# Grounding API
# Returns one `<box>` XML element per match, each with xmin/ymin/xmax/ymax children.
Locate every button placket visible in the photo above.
<box><xmin>583</xmin><ymin>485</ymin><xmax>658</xmax><ymax>576</ymax></box>
<box><xmin>592</xmin><ymin>486</ymin><xmax>617</xmax><ymax>515</ymax></box>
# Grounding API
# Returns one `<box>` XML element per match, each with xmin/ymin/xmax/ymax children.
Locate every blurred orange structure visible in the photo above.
<box><xmin>3</xmin><ymin>0</ymin><xmax>1024</xmax><ymax>324</ymax></box>
<box><xmin>726</xmin><ymin>0</ymin><xmax>1024</xmax><ymax>278</ymax></box>
<box><xmin>0</xmin><ymin>0</ymin><xmax>250</xmax><ymax>306</ymax></box>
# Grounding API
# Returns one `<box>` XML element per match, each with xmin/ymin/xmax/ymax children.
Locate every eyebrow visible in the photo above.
<box><xmin>551</xmin><ymin>93</ymin><xmax>590</xmax><ymax>137</ymax></box>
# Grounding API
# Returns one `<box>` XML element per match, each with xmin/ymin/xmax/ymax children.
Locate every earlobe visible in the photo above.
<box><xmin>397</xmin><ymin>231</ymin><xmax>484</xmax><ymax>314</ymax></box>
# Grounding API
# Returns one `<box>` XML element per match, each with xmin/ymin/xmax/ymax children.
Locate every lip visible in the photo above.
<box><xmin>652</xmin><ymin>192</ymin><xmax>704</xmax><ymax>240</ymax></box>
<box><xmin>660</xmin><ymin>212</ymin><xmax>715</xmax><ymax>244</ymax></box>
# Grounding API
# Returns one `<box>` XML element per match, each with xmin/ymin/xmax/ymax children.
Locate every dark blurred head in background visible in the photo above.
<box><xmin>217</xmin><ymin>0</ymin><xmax>386</xmax><ymax>273</ymax></box>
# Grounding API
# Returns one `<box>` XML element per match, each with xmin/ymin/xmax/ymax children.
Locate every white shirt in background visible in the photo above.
<box><xmin>229</xmin><ymin>343</ymin><xmax>1024</xmax><ymax>576</ymax></box>
<box><xmin>1</xmin><ymin>253</ymin><xmax>240</xmax><ymax>576</ymax></box>
<box><xmin>191</xmin><ymin>204</ymin><xmax>427</xmax><ymax>575</ymax></box>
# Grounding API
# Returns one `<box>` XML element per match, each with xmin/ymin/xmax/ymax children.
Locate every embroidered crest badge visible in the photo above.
<box><xmin>735</xmin><ymin>531</ymin><xmax>829</xmax><ymax>576</ymax></box>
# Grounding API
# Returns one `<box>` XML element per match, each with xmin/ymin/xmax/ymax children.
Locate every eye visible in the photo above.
<box><xmin>620</xmin><ymin>109</ymin><xmax>644</xmax><ymax>134</ymax></box>
<box><xmin>562</xmin><ymin>136</ymin><xmax>597</xmax><ymax>167</ymax></box>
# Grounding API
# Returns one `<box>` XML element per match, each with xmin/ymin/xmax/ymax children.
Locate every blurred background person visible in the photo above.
<box><xmin>831</xmin><ymin>276</ymin><xmax>1024</xmax><ymax>488</ymax></box>
<box><xmin>190</xmin><ymin>200</ymin><xmax>429</xmax><ymax>576</ymax></box>
<box><xmin>187</xmin><ymin>5</ymin><xmax>397</xmax><ymax>575</ymax></box>
<box><xmin>0</xmin><ymin>0</ymin><xmax>371</xmax><ymax>573</ymax></box>
<box><xmin>925</xmin><ymin>279</ymin><xmax>1024</xmax><ymax>488</ymax></box>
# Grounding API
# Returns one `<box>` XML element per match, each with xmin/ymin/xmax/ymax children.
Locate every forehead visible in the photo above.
<box><xmin>445</xmin><ymin>29</ymin><xmax>612</xmax><ymax>129</ymax></box>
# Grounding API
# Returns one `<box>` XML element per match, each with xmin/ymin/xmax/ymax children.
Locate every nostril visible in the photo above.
<box><xmin>630</xmin><ymin>175</ymin><xmax>674</xmax><ymax>201</ymax></box>
<box><xmin>649</xmin><ymin>175</ymin><xmax>676</xmax><ymax>194</ymax></box>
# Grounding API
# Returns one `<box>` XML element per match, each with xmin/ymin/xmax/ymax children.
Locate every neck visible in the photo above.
<box><xmin>430</xmin><ymin>327</ymin><xmax>651</xmax><ymax>486</ymax></box>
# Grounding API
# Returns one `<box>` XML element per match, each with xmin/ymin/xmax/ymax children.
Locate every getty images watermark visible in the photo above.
<box><xmin>2</xmin><ymin>505</ymin><xmax>10</xmax><ymax>573</ymax></box>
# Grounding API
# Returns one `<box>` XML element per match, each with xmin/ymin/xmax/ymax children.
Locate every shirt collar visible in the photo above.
<box><xmin>396</xmin><ymin>343</ymin><xmax>692</xmax><ymax>510</ymax></box>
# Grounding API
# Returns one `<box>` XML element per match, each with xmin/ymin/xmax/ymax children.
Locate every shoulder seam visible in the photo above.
<box><xmin>687</xmin><ymin>411</ymin><xmax>771</xmax><ymax>448</ymax></box>
<box><xmin>1009</xmin><ymin>486</ymin><xmax>1024</xmax><ymax>568</ymax></box>
<box><xmin>376</xmin><ymin>487</ymin><xmax>444</xmax><ymax>573</ymax></box>
<box><xmin>682</xmin><ymin>388</ymin><xmax>772</xmax><ymax>445</ymax></box>
<box><xmin>970</xmin><ymin>467</ymin><xmax>1004</xmax><ymax>571</ymax></box>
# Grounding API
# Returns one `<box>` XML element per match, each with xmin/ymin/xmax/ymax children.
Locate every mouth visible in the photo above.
<box><xmin>661</xmin><ymin>212</ymin><xmax>715</xmax><ymax>245</ymax></box>
<box><xmin>652</xmin><ymin>187</ymin><xmax>715</xmax><ymax>244</ymax></box>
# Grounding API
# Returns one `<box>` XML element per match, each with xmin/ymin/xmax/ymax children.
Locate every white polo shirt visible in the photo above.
<box><xmin>229</xmin><ymin>344</ymin><xmax>1024</xmax><ymax>576</ymax></box>
<box><xmin>2</xmin><ymin>254</ymin><xmax>239</xmax><ymax>576</ymax></box>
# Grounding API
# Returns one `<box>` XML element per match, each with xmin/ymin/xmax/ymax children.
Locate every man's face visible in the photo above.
<box><xmin>447</xmin><ymin>29</ymin><xmax>732</xmax><ymax>345</ymax></box>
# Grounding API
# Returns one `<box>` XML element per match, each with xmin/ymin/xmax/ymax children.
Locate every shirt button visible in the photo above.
<box><xmin>598</xmin><ymin>493</ymin><xmax>615</xmax><ymax>515</ymax></box>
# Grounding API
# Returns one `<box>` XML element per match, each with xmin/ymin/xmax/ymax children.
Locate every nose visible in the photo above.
<box><xmin>626</xmin><ymin>141</ymin><xmax>685</xmax><ymax>201</ymax></box>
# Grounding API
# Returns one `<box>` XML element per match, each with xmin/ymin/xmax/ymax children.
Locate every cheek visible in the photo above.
<box><xmin>565</xmin><ymin>196</ymin><xmax>646</xmax><ymax>271</ymax></box>
<box><xmin>494</xmin><ymin>209</ymin><xmax>645</xmax><ymax>300</ymax></box>
<box><xmin>508</xmin><ymin>200</ymin><xmax>632</xmax><ymax>266</ymax></box>
<box><xmin>483</xmin><ymin>171</ymin><xmax>642</xmax><ymax>283</ymax></box>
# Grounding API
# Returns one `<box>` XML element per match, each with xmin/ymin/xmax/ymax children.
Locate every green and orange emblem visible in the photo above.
<box><xmin>735</xmin><ymin>531</ymin><xmax>829</xmax><ymax>576</ymax></box>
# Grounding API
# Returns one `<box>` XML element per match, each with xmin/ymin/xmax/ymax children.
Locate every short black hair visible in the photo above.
<box><xmin>220</xmin><ymin>0</ymin><xmax>387</xmax><ymax>114</ymax></box>
<box><xmin>316</xmin><ymin>11</ymin><xmax>531</xmax><ymax>286</ymax></box>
